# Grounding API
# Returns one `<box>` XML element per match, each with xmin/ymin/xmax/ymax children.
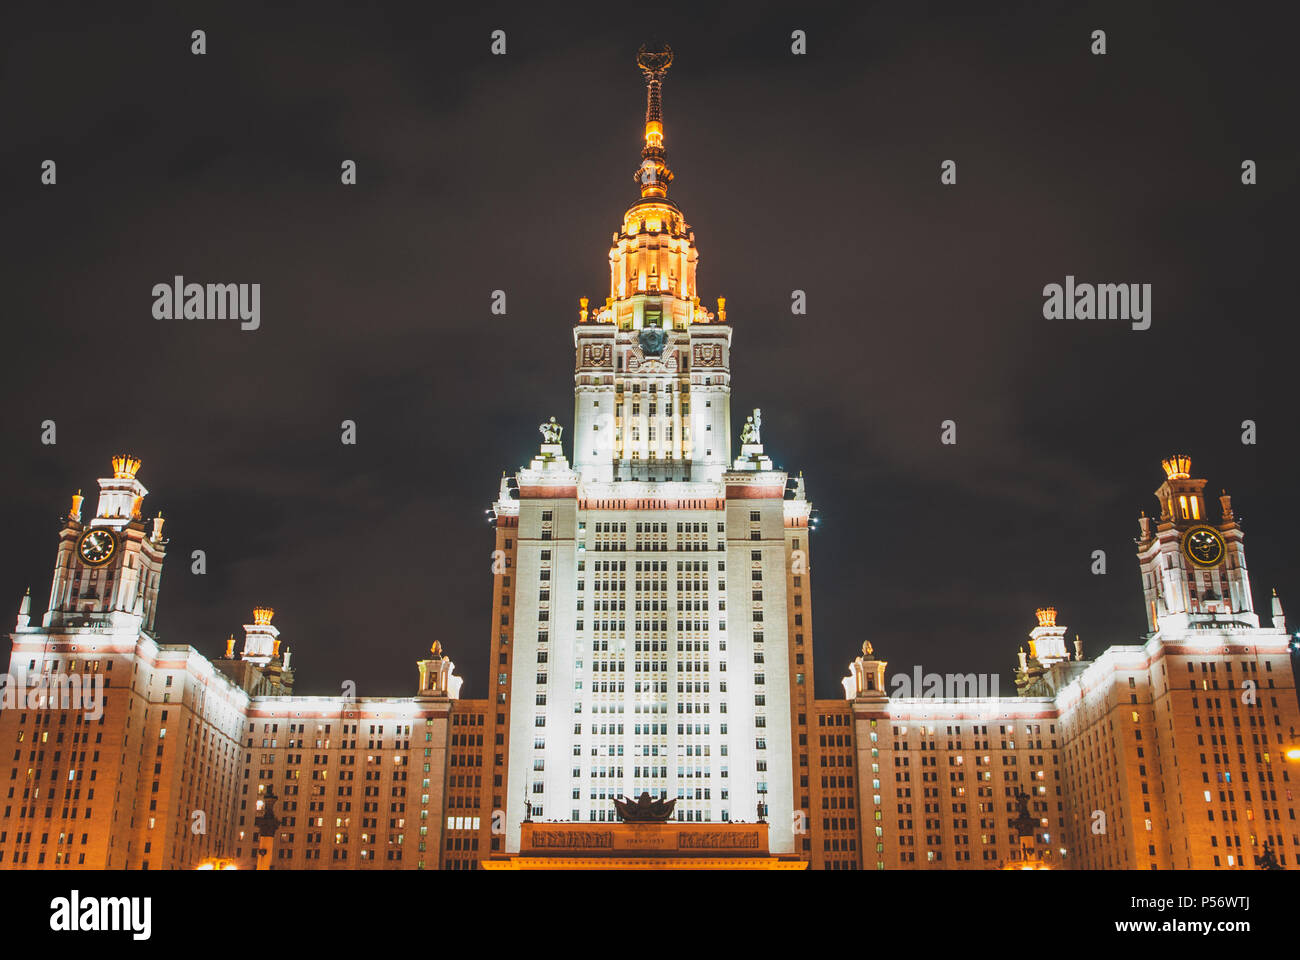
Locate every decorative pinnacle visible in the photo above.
<box><xmin>635</xmin><ymin>43</ymin><xmax>674</xmax><ymax>198</ymax></box>
<box><xmin>112</xmin><ymin>455</ymin><xmax>142</xmax><ymax>479</ymax></box>
<box><xmin>252</xmin><ymin>606</ymin><xmax>275</xmax><ymax>626</ymax></box>
<box><xmin>1161</xmin><ymin>455</ymin><xmax>1192</xmax><ymax>480</ymax></box>
<box><xmin>1034</xmin><ymin>607</ymin><xmax>1058</xmax><ymax>628</ymax></box>
<box><xmin>637</xmin><ymin>43</ymin><xmax>673</xmax><ymax>84</ymax></box>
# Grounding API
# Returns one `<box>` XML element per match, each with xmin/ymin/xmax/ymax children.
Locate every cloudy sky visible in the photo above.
<box><xmin>2</xmin><ymin>2</ymin><xmax>1295</xmax><ymax>699</ymax></box>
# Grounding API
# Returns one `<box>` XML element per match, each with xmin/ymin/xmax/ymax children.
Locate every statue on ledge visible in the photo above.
<box><xmin>740</xmin><ymin>408</ymin><xmax>762</xmax><ymax>445</ymax></box>
<box><xmin>539</xmin><ymin>416</ymin><xmax>563</xmax><ymax>444</ymax></box>
<box><xmin>1255</xmin><ymin>839</ymin><xmax>1284</xmax><ymax>870</ymax></box>
<box><xmin>1009</xmin><ymin>786</ymin><xmax>1036</xmax><ymax>838</ymax></box>
<box><xmin>614</xmin><ymin>791</ymin><xmax>676</xmax><ymax>822</ymax></box>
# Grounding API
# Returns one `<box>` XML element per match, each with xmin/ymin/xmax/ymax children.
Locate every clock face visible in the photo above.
<box><xmin>78</xmin><ymin>529</ymin><xmax>117</xmax><ymax>566</ymax></box>
<box><xmin>1183</xmin><ymin>525</ymin><xmax>1226</xmax><ymax>567</ymax></box>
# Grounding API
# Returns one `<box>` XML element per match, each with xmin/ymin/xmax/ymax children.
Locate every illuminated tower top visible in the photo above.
<box><xmin>241</xmin><ymin>606</ymin><xmax>280</xmax><ymax>666</ymax></box>
<box><xmin>572</xmin><ymin>45</ymin><xmax>733</xmax><ymax>483</ymax></box>
<box><xmin>583</xmin><ymin>43</ymin><xmax>720</xmax><ymax>331</ymax></box>
<box><xmin>635</xmin><ymin>43</ymin><xmax>674</xmax><ymax>199</ymax></box>
<box><xmin>93</xmin><ymin>454</ymin><xmax>149</xmax><ymax>526</ymax></box>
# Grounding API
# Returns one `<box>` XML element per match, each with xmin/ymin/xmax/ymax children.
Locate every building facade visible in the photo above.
<box><xmin>843</xmin><ymin>456</ymin><xmax>1300</xmax><ymax>870</ymax></box>
<box><xmin>2</xmin><ymin>50</ymin><xmax>1298</xmax><ymax>871</ymax></box>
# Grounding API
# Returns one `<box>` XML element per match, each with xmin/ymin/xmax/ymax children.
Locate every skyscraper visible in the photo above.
<box><xmin>489</xmin><ymin>44</ymin><xmax>816</xmax><ymax>855</ymax></box>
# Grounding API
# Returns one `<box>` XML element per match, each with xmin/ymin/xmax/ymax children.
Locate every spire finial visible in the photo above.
<box><xmin>635</xmin><ymin>43</ymin><xmax>674</xmax><ymax>198</ymax></box>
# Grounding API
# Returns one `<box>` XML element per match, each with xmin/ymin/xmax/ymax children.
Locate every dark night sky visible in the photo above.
<box><xmin>2</xmin><ymin>2</ymin><xmax>1296</xmax><ymax>701</ymax></box>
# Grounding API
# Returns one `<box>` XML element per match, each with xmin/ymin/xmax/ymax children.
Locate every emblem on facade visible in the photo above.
<box><xmin>638</xmin><ymin>327</ymin><xmax>668</xmax><ymax>356</ymax></box>
<box><xmin>627</xmin><ymin>342</ymin><xmax>677</xmax><ymax>373</ymax></box>
<box><xmin>692</xmin><ymin>342</ymin><xmax>721</xmax><ymax>366</ymax></box>
<box><xmin>613</xmin><ymin>791</ymin><xmax>677</xmax><ymax>822</ymax></box>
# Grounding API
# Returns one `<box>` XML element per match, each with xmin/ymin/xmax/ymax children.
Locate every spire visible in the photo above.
<box><xmin>16</xmin><ymin>588</ymin><xmax>31</xmax><ymax>629</ymax></box>
<box><xmin>635</xmin><ymin>43</ymin><xmax>674</xmax><ymax>198</ymax></box>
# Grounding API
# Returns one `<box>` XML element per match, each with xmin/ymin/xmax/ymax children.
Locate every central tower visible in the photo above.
<box><xmin>572</xmin><ymin>44</ymin><xmax>732</xmax><ymax>484</ymax></box>
<box><xmin>492</xmin><ymin>46</ymin><xmax>815</xmax><ymax>862</ymax></box>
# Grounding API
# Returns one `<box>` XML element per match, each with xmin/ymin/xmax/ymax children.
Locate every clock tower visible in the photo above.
<box><xmin>44</xmin><ymin>455</ymin><xmax>168</xmax><ymax>634</ymax></box>
<box><xmin>1135</xmin><ymin>455</ymin><xmax>1255</xmax><ymax>634</ymax></box>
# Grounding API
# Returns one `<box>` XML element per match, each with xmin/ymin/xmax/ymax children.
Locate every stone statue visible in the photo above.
<box><xmin>1255</xmin><ymin>839</ymin><xmax>1284</xmax><ymax>870</ymax></box>
<box><xmin>255</xmin><ymin>787</ymin><xmax>281</xmax><ymax>837</ymax></box>
<box><xmin>741</xmin><ymin>408</ymin><xmax>762</xmax><ymax>445</ymax></box>
<box><xmin>1009</xmin><ymin>786</ymin><xmax>1036</xmax><ymax>838</ymax></box>
<box><xmin>539</xmin><ymin>416</ymin><xmax>563</xmax><ymax>444</ymax></box>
